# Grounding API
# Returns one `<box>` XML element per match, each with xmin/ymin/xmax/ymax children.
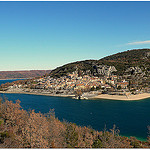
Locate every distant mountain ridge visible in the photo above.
<box><xmin>49</xmin><ymin>49</ymin><xmax>150</xmax><ymax>78</ymax></box>
<box><xmin>0</xmin><ymin>70</ymin><xmax>51</xmax><ymax>79</ymax></box>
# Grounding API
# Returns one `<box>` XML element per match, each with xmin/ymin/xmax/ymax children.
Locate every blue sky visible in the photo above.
<box><xmin>0</xmin><ymin>1</ymin><xmax>150</xmax><ymax>71</ymax></box>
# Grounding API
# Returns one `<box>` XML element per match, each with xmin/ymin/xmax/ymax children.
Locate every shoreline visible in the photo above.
<box><xmin>0</xmin><ymin>91</ymin><xmax>150</xmax><ymax>101</ymax></box>
<box><xmin>0</xmin><ymin>91</ymin><xmax>75</xmax><ymax>98</ymax></box>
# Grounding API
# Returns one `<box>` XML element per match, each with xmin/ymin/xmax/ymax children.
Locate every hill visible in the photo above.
<box><xmin>0</xmin><ymin>70</ymin><xmax>51</xmax><ymax>79</ymax></box>
<box><xmin>49</xmin><ymin>49</ymin><xmax>150</xmax><ymax>78</ymax></box>
<box><xmin>98</xmin><ymin>49</ymin><xmax>150</xmax><ymax>75</ymax></box>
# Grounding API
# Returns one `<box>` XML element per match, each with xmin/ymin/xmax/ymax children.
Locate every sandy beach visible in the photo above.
<box><xmin>93</xmin><ymin>93</ymin><xmax>150</xmax><ymax>101</ymax></box>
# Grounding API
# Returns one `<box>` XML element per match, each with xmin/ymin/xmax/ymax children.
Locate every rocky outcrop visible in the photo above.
<box><xmin>125</xmin><ymin>66</ymin><xmax>142</xmax><ymax>75</ymax></box>
<box><xmin>93</xmin><ymin>65</ymin><xmax>117</xmax><ymax>76</ymax></box>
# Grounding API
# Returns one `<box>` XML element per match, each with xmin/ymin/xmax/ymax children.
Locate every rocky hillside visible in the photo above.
<box><xmin>0</xmin><ymin>70</ymin><xmax>51</xmax><ymax>79</ymax></box>
<box><xmin>49</xmin><ymin>49</ymin><xmax>150</xmax><ymax>78</ymax></box>
<box><xmin>99</xmin><ymin>49</ymin><xmax>150</xmax><ymax>75</ymax></box>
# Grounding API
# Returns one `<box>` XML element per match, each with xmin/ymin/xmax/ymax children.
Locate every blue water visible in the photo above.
<box><xmin>0</xmin><ymin>79</ymin><xmax>25</xmax><ymax>85</ymax></box>
<box><xmin>0</xmin><ymin>79</ymin><xmax>150</xmax><ymax>141</ymax></box>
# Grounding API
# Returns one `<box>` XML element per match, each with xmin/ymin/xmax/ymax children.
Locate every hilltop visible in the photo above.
<box><xmin>50</xmin><ymin>49</ymin><xmax>150</xmax><ymax>78</ymax></box>
<box><xmin>98</xmin><ymin>49</ymin><xmax>150</xmax><ymax>75</ymax></box>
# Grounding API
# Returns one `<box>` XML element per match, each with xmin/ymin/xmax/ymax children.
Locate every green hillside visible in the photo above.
<box><xmin>49</xmin><ymin>49</ymin><xmax>150</xmax><ymax>77</ymax></box>
<box><xmin>99</xmin><ymin>49</ymin><xmax>150</xmax><ymax>75</ymax></box>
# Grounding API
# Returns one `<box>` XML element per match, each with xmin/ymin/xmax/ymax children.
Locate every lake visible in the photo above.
<box><xmin>0</xmin><ymin>79</ymin><xmax>150</xmax><ymax>141</ymax></box>
<box><xmin>0</xmin><ymin>79</ymin><xmax>25</xmax><ymax>85</ymax></box>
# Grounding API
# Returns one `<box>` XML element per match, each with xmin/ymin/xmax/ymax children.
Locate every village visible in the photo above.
<box><xmin>6</xmin><ymin>70</ymin><xmax>132</xmax><ymax>99</ymax></box>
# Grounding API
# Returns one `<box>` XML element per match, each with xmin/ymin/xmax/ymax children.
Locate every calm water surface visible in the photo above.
<box><xmin>0</xmin><ymin>79</ymin><xmax>25</xmax><ymax>85</ymax></box>
<box><xmin>0</xmin><ymin>79</ymin><xmax>150</xmax><ymax>141</ymax></box>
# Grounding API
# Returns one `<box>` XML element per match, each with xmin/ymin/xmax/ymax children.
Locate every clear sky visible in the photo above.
<box><xmin>0</xmin><ymin>1</ymin><xmax>150</xmax><ymax>71</ymax></box>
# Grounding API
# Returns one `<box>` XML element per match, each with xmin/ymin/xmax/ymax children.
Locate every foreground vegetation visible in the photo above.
<box><xmin>0</xmin><ymin>98</ymin><xmax>150</xmax><ymax>148</ymax></box>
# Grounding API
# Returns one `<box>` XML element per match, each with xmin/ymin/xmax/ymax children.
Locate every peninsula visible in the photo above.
<box><xmin>0</xmin><ymin>49</ymin><xmax>150</xmax><ymax>101</ymax></box>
